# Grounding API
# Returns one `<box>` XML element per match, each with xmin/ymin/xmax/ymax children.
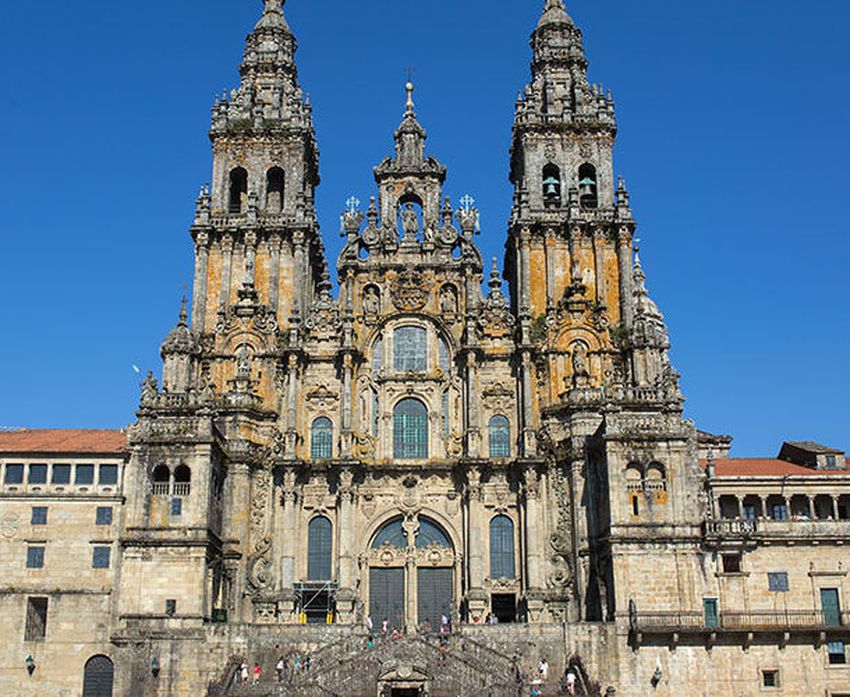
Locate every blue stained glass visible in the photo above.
<box><xmin>490</xmin><ymin>515</ymin><xmax>515</xmax><ymax>579</ymax></box>
<box><xmin>489</xmin><ymin>415</ymin><xmax>511</xmax><ymax>458</ymax></box>
<box><xmin>394</xmin><ymin>326</ymin><xmax>427</xmax><ymax>372</ymax></box>
<box><xmin>311</xmin><ymin>417</ymin><xmax>333</xmax><ymax>459</ymax></box>
<box><xmin>415</xmin><ymin>518</ymin><xmax>451</xmax><ymax>549</ymax></box>
<box><xmin>372</xmin><ymin>518</ymin><xmax>407</xmax><ymax>549</ymax></box>
<box><xmin>393</xmin><ymin>399</ymin><xmax>428</xmax><ymax>459</ymax></box>
<box><xmin>308</xmin><ymin>516</ymin><xmax>333</xmax><ymax>580</ymax></box>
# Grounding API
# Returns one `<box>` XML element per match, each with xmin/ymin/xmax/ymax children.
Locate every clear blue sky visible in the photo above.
<box><xmin>0</xmin><ymin>1</ymin><xmax>846</xmax><ymax>457</ymax></box>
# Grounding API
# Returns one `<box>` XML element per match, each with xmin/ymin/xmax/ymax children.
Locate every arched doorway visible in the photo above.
<box><xmin>367</xmin><ymin>515</ymin><xmax>455</xmax><ymax>633</ymax></box>
<box><xmin>82</xmin><ymin>655</ymin><xmax>114</xmax><ymax>697</ymax></box>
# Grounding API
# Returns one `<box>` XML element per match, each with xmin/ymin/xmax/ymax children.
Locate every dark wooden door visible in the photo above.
<box><xmin>83</xmin><ymin>655</ymin><xmax>114</xmax><ymax>697</ymax></box>
<box><xmin>417</xmin><ymin>567</ymin><xmax>452</xmax><ymax>629</ymax></box>
<box><xmin>370</xmin><ymin>567</ymin><xmax>405</xmax><ymax>631</ymax></box>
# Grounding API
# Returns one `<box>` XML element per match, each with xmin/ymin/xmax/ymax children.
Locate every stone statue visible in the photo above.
<box><xmin>440</xmin><ymin>286</ymin><xmax>457</xmax><ymax>315</ymax></box>
<box><xmin>401</xmin><ymin>203</ymin><xmax>419</xmax><ymax>240</ymax></box>
<box><xmin>363</xmin><ymin>287</ymin><xmax>380</xmax><ymax>315</ymax></box>
<box><xmin>236</xmin><ymin>344</ymin><xmax>252</xmax><ymax>381</ymax></box>
<box><xmin>572</xmin><ymin>342</ymin><xmax>589</xmax><ymax>376</ymax></box>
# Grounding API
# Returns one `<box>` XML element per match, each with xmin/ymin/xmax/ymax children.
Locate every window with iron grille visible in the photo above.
<box><xmin>92</xmin><ymin>546</ymin><xmax>111</xmax><ymax>569</ymax></box>
<box><xmin>96</xmin><ymin>507</ymin><xmax>113</xmax><ymax>526</ymax></box>
<box><xmin>490</xmin><ymin>515</ymin><xmax>516</xmax><ymax>579</ymax></box>
<box><xmin>393</xmin><ymin>399</ymin><xmax>428</xmax><ymax>459</ymax></box>
<box><xmin>26</xmin><ymin>546</ymin><xmax>45</xmax><ymax>569</ymax></box>
<box><xmin>307</xmin><ymin>516</ymin><xmax>333</xmax><ymax>580</ymax></box>
<box><xmin>31</xmin><ymin>507</ymin><xmax>47</xmax><ymax>526</ymax></box>
<box><xmin>393</xmin><ymin>326</ymin><xmax>427</xmax><ymax>372</ymax></box>
<box><xmin>311</xmin><ymin>417</ymin><xmax>333</xmax><ymax>459</ymax></box>
<box><xmin>24</xmin><ymin>597</ymin><xmax>48</xmax><ymax>641</ymax></box>
<box><xmin>768</xmin><ymin>572</ymin><xmax>789</xmax><ymax>592</ymax></box>
<box><xmin>489</xmin><ymin>416</ymin><xmax>511</xmax><ymax>458</ymax></box>
<box><xmin>762</xmin><ymin>670</ymin><xmax>779</xmax><ymax>688</ymax></box>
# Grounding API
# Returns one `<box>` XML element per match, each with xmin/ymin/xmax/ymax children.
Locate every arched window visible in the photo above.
<box><xmin>542</xmin><ymin>163</ymin><xmax>562</xmax><ymax>205</ymax></box>
<box><xmin>266</xmin><ymin>167</ymin><xmax>284</xmax><ymax>212</ymax></box>
<box><xmin>152</xmin><ymin>465</ymin><xmax>170</xmax><ymax>496</ymax></box>
<box><xmin>394</xmin><ymin>326</ymin><xmax>427</xmax><ymax>372</ymax></box>
<box><xmin>372</xmin><ymin>336</ymin><xmax>383</xmax><ymax>373</ymax></box>
<box><xmin>393</xmin><ymin>398</ymin><xmax>428</xmax><ymax>459</ymax></box>
<box><xmin>416</xmin><ymin>518</ymin><xmax>452</xmax><ymax>549</ymax></box>
<box><xmin>578</xmin><ymin>163</ymin><xmax>598</xmax><ymax>209</ymax></box>
<box><xmin>228</xmin><ymin>167</ymin><xmax>248</xmax><ymax>214</ymax></box>
<box><xmin>173</xmin><ymin>465</ymin><xmax>191</xmax><ymax>496</ymax></box>
<box><xmin>307</xmin><ymin>516</ymin><xmax>333</xmax><ymax>580</ymax></box>
<box><xmin>438</xmin><ymin>339</ymin><xmax>450</xmax><ymax>374</ymax></box>
<box><xmin>82</xmin><ymin>655</ymin><xmax>114</xmax><ymax>697</ymax></box>
<box><xmin>489</xmin><ymin>415</ymin><xmax>511</xmax><ymax>458</ymax></box>
<box><xmin>311</xmin><ymin>417</ymin><xmax>333</xmax><ymax>460</ymax></box>
<box><xmin>490</xmin><ymin>515</ymin><xmax>516</xmax><ymax>580</ymax></box>
<box><xmin>372</xmin><ymin>517</ymin><xmax>407</xmax><ymax>548</ymax></box>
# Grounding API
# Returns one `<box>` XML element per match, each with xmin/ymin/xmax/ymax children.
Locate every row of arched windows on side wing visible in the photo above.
<box><xmin>152</xmin><ymin>464</ymin><xmax>191</xmax><ymax>496</ymax></box>
<box><xmin>310</xmin><ymin>408</ymin><xmax>512</xmax><ymax>461</ymax></box>
<box><xmin>542</xmin><ymin>163</ymin><xmax>597</xmax><ymax>209</ymax></box>
<box><xmin>228</xmin><ymin>167</ymin><xmax>285</xmax><ymax>214</ymax></box>
<box><xmin>625</xmin><ymin>462</ymin><xmax>668</xmax><ymax>516</ymax></box>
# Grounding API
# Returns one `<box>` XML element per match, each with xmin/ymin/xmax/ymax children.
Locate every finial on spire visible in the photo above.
<box><xmin>538</xmin><ymin>0</ymin><xmax>574</xmax><ymax>28</ymax></box>
<box><xmin>405</xmin><ymin>79</ymin><xmax>415</xmax><ymax>114</ymax></box>
<box><xmin>179</xmin><ymin>295</ymin><xmax>188</xmax><ymax>326</ymax></box>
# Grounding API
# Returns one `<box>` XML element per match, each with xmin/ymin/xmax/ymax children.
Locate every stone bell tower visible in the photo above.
<box><xmin>503</xmin><ymin>0</ymin><xmax>704</xmax><ymax>624</ymax></box>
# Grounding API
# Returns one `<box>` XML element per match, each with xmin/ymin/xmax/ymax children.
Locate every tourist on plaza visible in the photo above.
<box><xmin>381</xmin><ymin>617</ymin><xmax>389</xmax><ymax>637</ymax></box>
<box><xmin>252</xmin><ymin>662</ymin><xmax>261</xmax><ymax>684</ymax></box>
<box><xmin>275</xmin><ymin>657</ymin><xmax>286</xmax><ymax>683</ymax></box>
<box><xmin>538</xmin><ymin>658</ymin><xmax>549</xmax><ymax>681</ymax></box>
<box><xmin>421</xmin><ymin>617</ymin><xmax>432</xmax><ymax>634</ymax></box>
<box><xmin>565</xmin><ymin>669</ymin><xmax>578</xmax><ymax>695</ymax></box>
<box><xmin>239</xmin><ymin>661</ymin><xmax>249</xmax><ymax>684</ymax></box>
<box><xmin>294</xmin><ymin>654</ymin><xmax>302</xmax><ymax>671</ymax></box>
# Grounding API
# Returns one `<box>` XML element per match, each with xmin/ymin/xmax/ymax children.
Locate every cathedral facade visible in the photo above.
<box><xmin>1</xmin><ymin>2</ymin><xmax>849</xmax><ymax>696</ymax></box>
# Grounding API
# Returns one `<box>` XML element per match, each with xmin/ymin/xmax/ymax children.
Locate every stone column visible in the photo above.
<box><xmin>340</xmin><ymin>354</ymin><xmax>353</xmax><ymax>457</ymax></box>
<box><xmin>524</xmin><ymin>468</ymin><xmax>546</xmax><ymax>622</ymax></box>
<box><xmin>269</xmin><ymin>233</ymin><xmax>282</xmax><ymax>316</ymax></box>
<box><xmin>735</xmin><ymin>496</ymin><xmax>744</xmax><ymax>519</ymax></box>
<box><xmin>465</xmin><ymin>352</ymin><xmax>481</xmax><ymax>456</ymax></box>
<box><xmin>279</xmin><ymin>471</ymin><xmax>298</xmax><ymax>623</ymax></box>
<box><xmin>227</xmin><ymin>462</ymin><xmax>252</xmax><ymax>622</ymax></box>
<box><xmin>520</xmin><ymin>351</ymin><xmax>536</xmax><ymax>457</ymax></box>
<box><xmin>192</xmin><ymin>231</ymin><xmax>210</xmax><ymax>332</ymax></box>
<box><xmin>593</xmin><ymin>228</ymin><xmax>606</xmax><ymax>306</ymax></box>
<box><xmin>220</xmin><ymin>234</ymin><xmax>234</xmax><ymax>309</ymax></box>
<box><xmin>244</xmin><ymin>230</ymin><xmax>257</xmax><ymax>287</ymax></box>
<box><xmin>285</xmin><ymin>355</ymin><xmax>299</xmax><ymax>458</ymax></box>
<box><xmin>336</xmin><ymin>470</ymin><xmax>356</xmax><ymax>622</ymax></box>
<box><xmin>518</xmin><ymin>227</ymin><xmax>532</xmax><ymax>314</ymax></box>
<box><xmin>466</xmin><ymin>470</ymin><xmax>487</xmax><ymax>622</ymax></box>
<box><xmin>292</xmin><ymin>230</ymin><xmax>306</xmax><ymax>317</ymax></box>
<box><xmin>616</xmin><ymin>227</ymin><xmax>633</xmax><ymax>329</ymax></box>
<box><xmin>758</xmin><ymin>495</ymin><xmax>768</xmax><ymax>518</ymax></box>
<box><xmin>806</xmin><ymin>495</ymin><xmax>816</xmax><ymax>519</ymax></box>
<box><xmin>544</xmin><ymin>229</ymin><xmax>556</xmax><ymax>309</ymax></box>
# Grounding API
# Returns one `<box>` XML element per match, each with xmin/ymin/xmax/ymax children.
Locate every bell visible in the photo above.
<box><xmin>543</xmin><ymin>176</ymin><xmax>560</xmax><ymax>197</ymax></box>
<box><xmin>579</xmin><ymin>177</ymin><xmax>596</xmax><ymax>194</ymax></box>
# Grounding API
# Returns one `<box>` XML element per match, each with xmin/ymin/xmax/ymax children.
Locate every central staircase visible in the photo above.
<box><xmin>210</xmin><ymin>632</ymin><xmax>539</xmax><ymax>697</ymax></box>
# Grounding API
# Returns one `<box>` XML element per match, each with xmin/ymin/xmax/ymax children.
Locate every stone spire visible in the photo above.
<box><xmin>160</xmin><ymin>297</ymin><xmax>196</xmax><ymax>393</ymax></box>
<box><xmin>537</xmin><ymin>0</ymin><xmax>574</xmax><ymax>28</ymax></box>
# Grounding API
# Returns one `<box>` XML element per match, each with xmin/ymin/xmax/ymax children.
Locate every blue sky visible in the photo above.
<box><xmin>0</xmin><ymin>1</ymin><xmax>846</xmax><ymax>456</ymax></box>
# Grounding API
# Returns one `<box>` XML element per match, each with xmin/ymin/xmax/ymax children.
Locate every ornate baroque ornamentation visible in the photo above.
<box><xmin>390</xmin><ymin>269</ymin><xmax>429</xmax><ymax>311</ymax></box>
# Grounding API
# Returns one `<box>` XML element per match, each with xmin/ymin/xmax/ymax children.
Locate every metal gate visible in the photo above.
<box><xmin>416</xmin><ymin>567</ymin><xmax>452</xmax><ymax>630</ymax></box>
<box><xmin>370</xmin><ymin>567</ymin><xmax>405</xmax><ymax>631</ymax></box>
<box><xmin>83</xmin><ymin>655</ymin><xmax>114</xmax><ymax>697</ymax></box>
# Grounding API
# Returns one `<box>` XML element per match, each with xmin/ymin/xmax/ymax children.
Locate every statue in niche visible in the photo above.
<box><xmin>363</xmin><ymin>286</ymin><xmax>380</xmax><ymax>316</ymax></box>
<box><xmin>571</xmin><ymin>342</ymin><xmax>589</xmax><ymax>387</ymax></box>
<box><xmin>440</xmin><ymin>286</ymin><xmax>457</xmax><ymax>315</ymax></box>
<box><xmin>236</xmin><ymin>344</ymin><xmax>252</xmax><ymax>381</ymax></box>
<box><xmin>401</xmin><ymin>203</ymin><xmax>419</xmax><ymax>241</ymax></box>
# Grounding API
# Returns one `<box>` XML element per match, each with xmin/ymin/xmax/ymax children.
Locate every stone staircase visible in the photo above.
<box><xmin>211</xmin><ymin>631</ymin><xmax>534</xmax><ymax>697</ymax></box>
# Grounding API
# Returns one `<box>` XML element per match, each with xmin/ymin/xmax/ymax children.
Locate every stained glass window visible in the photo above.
<box><xmin>394</xmin><ymin>326</ymin><xmax>427</xmax><ymax>372</ymax></box>
<box><xmin>372</xmin><ymin>518</ymin><xmax>407</xmax><ymax>548</ymax></box>
<box><xmin>489</xmin><ymin>415</ymin><xmax>511</xmax><ymax>458</ymax></box>
<box><xmin>393</xmin><ymin>399</ymin><xmax>428</xmax><ymax>459</ymax></box>
<box><xmin>308</xmin><ymin>516</ymin><xmax>333</xmax><ymax>580</ymax></box>
<box><xmin>372</xmin><ymin>336</ymin><xmax>383</xmax><ymax>373</ymax></box>
<box><xmin>438</xmin><ymin>340</ymin><xmax>449</xmax><ymax>374</ymax></box>
<box><xmin>490</xmin><ymin>515</ymin><xmax>516</xmax><ymax>579</ymax></box>
<box><xmin>311</xmin><ymin>417</ymin><xmax>333</xmax><ymax>460</ymax></box>
<box><xmin>416</xmin><ymin>518</ymin><xmax>451</xmax><ymax>548</ymax></box>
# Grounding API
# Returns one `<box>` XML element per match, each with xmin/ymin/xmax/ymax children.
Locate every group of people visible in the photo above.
<box><xmin>365</xmin><ymin>614</ymin><xmax>453</xmax><ymax>641</ymax></box>
<box><xmin>235</xmin><ymin>653</ymin><xmax>312</xmax><ymax>686</ymax></box>
<box><xmin>528</xmin><ymin>658</ymin><xmax>550</xmax><ymax>697</ymax></box>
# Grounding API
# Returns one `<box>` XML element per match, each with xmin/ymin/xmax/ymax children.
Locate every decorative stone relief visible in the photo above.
<box><xmin>390</xmin><ymin>269</ymin><xmax>429</xmax><ymax>311</ymax></box>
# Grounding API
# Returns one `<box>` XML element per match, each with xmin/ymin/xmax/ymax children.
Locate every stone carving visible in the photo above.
<box><xmin>547</xmin><ymin>464</ymin><xmax>574</xmax><ymax>593</ymax></box>
<box><xmin>482</xmin><ymin>382</ymin><xmax>515</xmax><ymax>411</ymax></box>
<box><xmin>248</xmin><ymin>536</ymin><xmax>274</xmax><ymax>592</ymax></box>
<box><xmin>305</xmin><ymin>384</ymin><xmax>340</xmax><ymax>410</ymax></box>
<box><xmin>1</xmin><ymin>513</ymin><xmax>19</xmax><ymax>540</ymax></box>
<box><xmin>400</xmin><ymin>203</ymin><xmax>419</xmax><ymax>243</ymax></box>
<box><xmin>390</xmin><ymin>269</ymin><xmax>429</xmax><ymax>311</ymax></box>
<box><xmin>363</xmin><ymin>286</ymin><xmax>381</xmax><ymax>316</ymax></box>
<box><xmin>440</xmin><ymin>285</ymin><xmax>457</xmax><ymax>316</ymax></box>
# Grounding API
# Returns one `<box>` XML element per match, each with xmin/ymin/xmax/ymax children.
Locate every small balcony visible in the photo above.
<box><xmin>704</xmin><ymin>517</ymin><xmax>850</xmax><ymax>543</ymax></box>
<box><xmin>630</xmin><ymin>604</ymin><xmax>850</xmax><ymax>649</ymax></box>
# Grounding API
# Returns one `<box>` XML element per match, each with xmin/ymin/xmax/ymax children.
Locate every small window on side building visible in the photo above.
<box><xmin>829</xmin><ymin>641</ymin><xmax>847</xmax><ymax>665</ymax></box>
<box><xmin>24</xmin><ymin>597</ymin><xmax>48</xmax><ymax>641</ymax></box>
<box><xmin>31</xmin><ymin>507</ymin><xmax>48</xmax><ymax>526</ymax></box>
<box><xmin>165</xmin><ymin>599</ymin><xmax>177</xmax><ymax>616</ymax></box>
<box><xmin>92</xmin><ymin>546</ymin><xmax>111</xmax><ymax>569</ymax></box>
<box><xmin>768</xmin><ymin>572</ymin><xmax>789</xmax><ymax>592</ymax></box>
<box><xmin>4</xmin><ymin>464</ymin><xmax>24</xmax><ymax>484</ymax></box>
<box><xmin>762</xmin><ymin>670</ymin><xmax>780</xmax><ymax>688</ymax></box>
<box><xmin>26</xmin><ymin>546</ymin><xmax>45</xmax><ymax>569</ymax></box>
<box><xmin>170</xmin><ymin>498</ymin><xmax>183</xmax><ymax>517</ymax></box>
<box><xmin>75</xmin><ymin>464</ymin><xmax>94</xmax><ymax>485</ymax></box>
<box><xmin>51</xmin><ymin>464</ymin><xmax>71</xmax><ymax>484</ymax></box>
<box><xmin>722</xmin><ymin>554</ymin><xmax>742</xmax><ymax>574</ymax></box>
<box><xmin>99</xmin><ymin>465</ymin><xmax>118</xmax><ymax>486</ymax></box>
<box><xmin>96</xmin><ymin>507</ymin><xmax>113</xmax><ymax>526</ymax></box>
<box><xmin>28</xmin><ymin>465</ymin><xmax>47</xmax><ymax>484</ymax></box>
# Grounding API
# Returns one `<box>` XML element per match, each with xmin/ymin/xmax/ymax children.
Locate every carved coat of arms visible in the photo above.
<box><xmin>390</xmin><ymin>269</ymin><xmax>429</xmax><ymax>311</ymax></box>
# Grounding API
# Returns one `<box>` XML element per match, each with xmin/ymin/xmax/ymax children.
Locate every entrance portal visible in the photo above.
<box><xmin>370</xmin><ymin>567</ymin><xmax>405</xmax><ymax>631</ymax></box>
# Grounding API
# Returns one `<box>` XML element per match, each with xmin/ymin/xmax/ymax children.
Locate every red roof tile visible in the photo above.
<box><xmin>0</xmin><ymin>429</ymin><xmax>127</xmax><ymax>455</ymax></box>
<box><xmin>701</xmin><ymin>458</ymin><xmax>850</xmax><ymax>478</ymax></box>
